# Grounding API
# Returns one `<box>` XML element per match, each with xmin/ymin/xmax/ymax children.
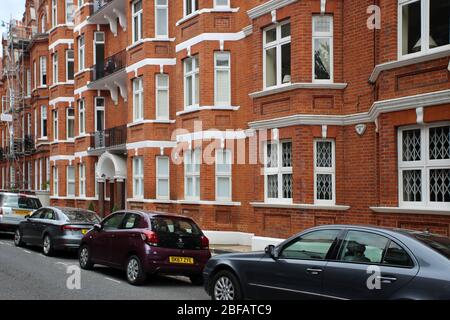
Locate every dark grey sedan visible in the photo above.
<box><xmin>14</xmin><ymin>206</ymin><xmax>101</xmax><ymax>256</ymax></box>
<box><xmin>203</xmin><ymin>225</ymin><xmax>450</xmax><ymax>300</ymax></box>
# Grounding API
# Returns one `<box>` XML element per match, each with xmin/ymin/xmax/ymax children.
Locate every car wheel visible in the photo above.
<box><xmin>126</xmin><ymin>255</ymin><xmax>146</xmax><ymax>285</ymax></box>
<box><xmin>210</xmin><ymin>270</ymin><xmax>242</xmax><ymax>300</ymax></box>
<box><xmin>79</xmin><ymin>245</ymin><xmax>94</xmax><ymax>270</ymax></box>
<box><xmin>14</xmin><ymin>228</ymin><xmax>25</xmax><ymax>247</ymax></box>
<box><xmin>42</xmin><ymin>234</ymin><xmax>55</xmax><ymax>256</ymax></box>
<box><xmin>189</xmin><ymin>275</ymin><xmax>204</xmax><ymax>286</ymax></box>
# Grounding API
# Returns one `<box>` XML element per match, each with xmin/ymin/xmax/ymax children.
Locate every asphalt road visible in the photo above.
<box><xmin>0</xmin><ymin>233</ymin><xmax>209</xmax><ymax>300</ymax></box>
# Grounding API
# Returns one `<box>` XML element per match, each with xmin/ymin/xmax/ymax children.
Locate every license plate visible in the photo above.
<box><xmin>13</xmin><ymin>209</ymin><xmax>31</xmax><ymax>216</ymax></box>
<box><xmin>169</xmin><ymin>256</ymin><xmax>194</xmax><ymax>264</ymax></box>
<box><xmin>81</xmin><ymin>229</ymin><xmax>88</xmax><ymax>235</ymax></box>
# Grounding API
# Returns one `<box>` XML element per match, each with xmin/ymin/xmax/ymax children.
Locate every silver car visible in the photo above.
<box><xmin>0</xmin><ymin>192</ymin><xmax>42</xmax><ymax>232</ymax></box>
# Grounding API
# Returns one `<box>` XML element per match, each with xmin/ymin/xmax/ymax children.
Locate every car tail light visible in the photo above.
<box><xmin>61</xmin><ymin>225</ymin><xmax>82</xmax><ymax>232</ymax></box>
<box><xmin>141</xmin><ymin>230</ymin><xmax>159</xmax><ymax>246</ymax></box>
<box><xmin>201</xmin><ymin>235</ymin><xmax>209</xmax><ymax>249</ymax></box>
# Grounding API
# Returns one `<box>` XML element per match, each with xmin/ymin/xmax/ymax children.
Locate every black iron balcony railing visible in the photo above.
<box><xmin>94</xmin><ymin>125</ymin><xmax>127</xmax><ymax>149</ymax></box>
<box><xmin>24</xmin><ymin>135</ymin><xmax>35</xmax><ymax>154</ymax></box>
<box><xmin>92</xmin><ymin>0</ymin><xmax>113</xmax><ymax>14</ymax></box>
<box><xmin>92</xmin><ymin>50</ymin><xmax>127</xmax><ymax>81</ymax></box>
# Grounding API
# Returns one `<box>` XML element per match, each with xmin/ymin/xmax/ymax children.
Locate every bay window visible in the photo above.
<box><xmin>216</xmin><ymin>149</ymin><xmax>232</xmax><ymax>201</ymax></box>
<box><xmin>400</xmin><ymin>0</ymin><xmax>450</xmax><ymax>57</ymax></box>
<box><xmin>133</xmin><ymin>157</ymin><xmax>144</xmax><ymax>198</ymax></box>
<box><xmin>78</xmin><ymin>99</ymin><xmax>85</xmax><ymax>134</ymax></box>
<box><xmin>156</xmin><ymin>74</ymin><xmax>169</xmax><ymax>120</ymax></box>
<box><xmin>313</xmin><ymin>15</ymin><xmax>333</xmax><ymax>82</ymax></box>
<box><xmin>314</xmin><ymin>140</ymin><xmax>336</xmax><ymax>204</ymax></box>
<box><xmin>67</xmin><ymin>107</ymin><xmax>74</xmax><ymax>139</ymax></box>
<box><xmin>184</xmin><ymin>0</ymin><xmax>198</xmax><ymax>16</ymax></box>
<box><xmin>184</xmin><ymin>148</ymin><xmax>201</xmax><ymax>200</ymax></box>
<box><xmin>214</xmin><ymin>52</ymin><xmax>231</xmax><ymax>106</ymax></box>
<box><xmin>264</xmin><ymin>140</ymin><xmax>292</xmax><ymax>203</ymax></box>
<box><xmin>263</xmin><ymin>21</ymin><xmax>291</xmax><ymax>88</ymax></box>
<box><xmin>132</xmin><ymin>0</ymin><xmax>143</xmax><ymax>43</ymax></box>
<box><xmin>184</xmin><ymin>56</ymin><xmax>199</xmax><ymax>109</ymax></box>
<box><xmin>398</xmin><ymin>124</ymin><xmax>450</xmax><ymax>208</ymax></box>
<box><xmin>156</xmin><ymin>156</ymin><xmax>170</xmax><ymax>200</ymax></box>
<box><xmin>133</xmin><ymin>77</ymin><xmax>144</xmax><ymax>121</ymax></box>
<box><xmin>155</xmin><ymin>0</ymin><xmax>168</xmax><ymax>38</ymax></box>
<box><xmin>67</xmin><ymin>166</ymin><xmax>75</xmax><ymax>196</ymax></box>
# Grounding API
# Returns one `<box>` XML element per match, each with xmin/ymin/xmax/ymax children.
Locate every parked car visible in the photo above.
<box><xmin>0</xmin><ymin>192</ymin><xmax>42</xmax><ymax>232</ymax></box>
<box><xmin>14</xmin><ymin>206</ymin><xmax>101</xmax><ymax>256</ymax></box>
<box><xmin>203</xmin><ymin>225</ymin><xmax>450</xmax><ymax>300</ymax></box>
<box><xmin>78</xmin><ymin>210</ymin><xmax>211</xmax><ymax>285</ymax></box>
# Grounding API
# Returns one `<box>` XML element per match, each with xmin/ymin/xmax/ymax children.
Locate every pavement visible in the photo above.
<box><xmin>0</xmin><ymin>232</ymin><xmax>209</xmax><ymax>300</ymax></box>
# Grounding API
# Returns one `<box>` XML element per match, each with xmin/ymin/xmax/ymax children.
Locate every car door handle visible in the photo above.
<box><xmin>306</xmin><ymin>268</ymin><xmax>323</xmax><ymax>275</ymax></box>
<box><xmin>377</xmin><ymin>276</ymin><xmax>397</xmax><ymax>283</ymax></box>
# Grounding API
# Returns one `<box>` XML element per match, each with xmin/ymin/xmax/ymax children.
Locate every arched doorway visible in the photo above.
<box><xmin>96</xmin><ymin>151</ymin><xmax>127</xmax><ymax>216</ymax></box>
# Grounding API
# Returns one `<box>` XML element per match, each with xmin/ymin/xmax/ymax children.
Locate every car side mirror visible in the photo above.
<box><xmin>265</xmin><ymin>245</ymin><xmax>278</xmax><ymax>259</ymax></box>
<box><xmin>93</xmin><ymin>224</ymin><xmax>102</xmax><ymax>232</ymax></box>
<box><xmin>24</xmin><ymin>214</ymin><xmax>30</xmax><ymax>219</ymax></box>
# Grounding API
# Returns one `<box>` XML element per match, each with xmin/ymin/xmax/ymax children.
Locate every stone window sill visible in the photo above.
<box><xmin>250</xmin><ymin>202</ymin><xmax>350</xmax><ymax>211</ymax></box>
<box><xmin>370</xmin><ymin>206</ymin><xmax>450</xmax><ymax>216</ymax></box>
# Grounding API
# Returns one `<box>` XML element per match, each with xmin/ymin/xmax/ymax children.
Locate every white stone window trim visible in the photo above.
<box><xmin>156</xmin><ymin>156</ymin><xmax>170</xmax><ymax>200</ymax></box>
<box><xmin>133</xmin><ymin>156</ymin><xmax>144</xmax><ymax>199</ymax></box>
<box><xmin>66</xmin><ymin>107</ymin><xmax>75</xmax><ymax>141</ymax></box>
<box><xmin>314</xmin><ymin>139</ymin><xmax>336</xmax><ymax>205</ymax></box>
<box><xmin>78</xmin><ymin>35</ymin><xmax>85</xmax><ymax>71</ymax></box>
<box><xmin>398</xmin><ymin>0</ymin><xmax>450</xmax><ymax>60</ymax></box>
<box><xmin>155</xmin><ymin>0</ymin><xmax>169</xmax><ymax>39</ymax></box>
<box><xmin>263</xmin><ymin>20</ymin><xmax>291</xmax><ymax>89</ymax></box>
<box><xmin>184</xmin><ymin>56</ymin><xmax>200</xmax><ymax>110</ymax></box>
<box><xmin>215</xmin><ymin>149</ymin><xmax>232</xmax><ymax>202</ymax></box>
<box><xmin>397</xmin><ymin>122</ymin><xmax>450</xmax><ymax>209</ymax></box>
<box><xmin>214</xmin><ymin>51</ymin><xmax>231</xmax><ymax>107</ymax></box>
<box><xmin>66</xmin><ymin>49</ymin><xmax>74</xmax><ymax>81</ymax></box>
<box><xmin>78</xmin><ymin>99</ymin><xmax>86</xmax><ymax>135</ymax></box>
<box><xmin>176</xmin><ymin>7</ymin><xmax>239</xmax><ymax>26</ymax></box>
<box><xmin>133</xmin><ymin>77</ymin><xmax>144</xmax><ymax>122</ymax></box>
<box><xmin>264</xmin><ymin>139</ymin><xmax>293</xmax><ymax>204</ymax></box>
<box><xmin>132</xmin><ymin>0</ymin><xmax>143</xmax><ymax>44</ymax></box>
<box><xmin>312</xmin><ymin>15</ymin><xmax>334</xmax><ymax>83</ymax></box>
<box><xmin>156</xmin><ymin>73</ymin><xmax>169</xmax><ymax>121</ymax></box>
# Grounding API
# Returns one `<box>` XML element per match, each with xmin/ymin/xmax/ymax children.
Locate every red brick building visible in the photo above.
<box><xmin>1</xmin><ymin>0</ymin><xmax>449</xmax><ymax>247</ymax></box>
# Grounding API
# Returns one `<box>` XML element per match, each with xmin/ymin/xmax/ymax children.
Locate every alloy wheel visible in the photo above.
<box><xmin>14</xmin><ymin>229</ymin><xmax>21</xmax><ymax>246</ymax></box>
<box><xmin>127</xmin><ymin>258</ymin><xmax>139</xmax><ymax>282</ymax></box>
<box><xmin>214</xmin><ymin>276</ymin><xmax>235</xmax><ymax>300</ymax></box>
<box><xmin>80</xmin><ymin>247</ymin><xmax>89</xmax><ymax>267</ymax></box>
<box><xmin>43</xmin><ymin>236</ymin><xmax>51</xmax><ymax>254</ymax></box>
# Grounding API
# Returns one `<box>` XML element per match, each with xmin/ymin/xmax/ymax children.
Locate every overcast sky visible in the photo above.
<box><xmin>0</xmin><ymin>0</ymin><xmax>26</xmax><ymax>56</ymax></box>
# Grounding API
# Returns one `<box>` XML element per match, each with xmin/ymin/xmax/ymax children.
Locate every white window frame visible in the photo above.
<box><xmin>398</xmin><ymin>0</ymin><xmax>450</xmax><ymax>59</ymax></box>
<box><xmin>214</xmin><ymin>51</ymin><xmax>231</xmax><ymax>106</ymax></box>
<box><xmin>214</xmin><ymin>0</ymin><xmax>230</xmax><ymax>9</ymax></box>
<box><xmin>79</xmin><ymin>163</ymin><xmax>86</xmax><ymax>196</ymax></box>
<box><xmin>264</xmin><ymin>140</ymin><xmax>293</xmax><ymax>204</ymax></box>
<box><xmin>95</xmin><ymin>97</ymin><xmax>105</xmax><ymax>131</ymax></box>
<box><xmin>41</xmin><ymin>14</ymin><xmax>46</xmax><ymax>33</ymax></box>
<box><xmin>52</xmin><ymin>0</ymin><xmax>57</xmax><ymax>27</ymax></box>
<box><xmin>184</xmin><ymin>56</ymin><xmax>199</xmax><ymax>110</ymax></box>
<box><xmin>263</xmin><ymin>20</ymin><xmax>291</xmax><ymax>89</ymax></box>
<box><xmin>184</xmin><ymin>0</ymin><xmax>198</xmax><ymax>17</ymax></box>
<box><xmin>53</xmin><ymin>110</ymin><xmax>58</xmax><ymax>141</ymax></box>
<box><xmin>26</xmin><ymin>69</ymin><xmax>31</xmax><ymax>96</ymax></box>
<box><xmin>66</xmin><ymin>49</ymin><xmax>74</xmax><ymax>81</ymax></box>
<box><xmin>156</xmin><ymin>74</ymin><xmax>169</xmax><ymax>120</ymax></box>
<box><xmin>35</xmin><ymin>160</ymin><xmax>39</xmax><ymax>190</ymax></box>
<box><xmin>133</xmin><ymin>157</ymin><xmax>144</xmax><ymax>199</ymax></box>
<box><xmin>78</xmin><ymin>99</ymin><xmax>85</xmax><ymax>134</ymax></box>
<box><xmin>93</xmin><ymin>32</ymin><xmax>104</xmax><ymax>67</ymax></box>
<box><xmin>52</xmin><ymin>53</ymin><xmax>58</xmax><ymax>84</ymax></box>
<box><xmin>33</xmin><ymin>61</ymin><xmax>37</xmax><ymax>90</ymax></box>
<box><xmin>155</xmin><ymin>0</ymin><xmax>168</xmax><ymax>38</ymax></box>
<box><xmin>53</xmin><ymin>166</ymin><xmax>58</xmax><ymax>196</ymax></box>
<box><xmin>132</xmin><ymin>0</ymin><xmax>143</xmax><ymax>43</ymax></box>
<box><xmin>27</xmin><ymin>162</ymin><xmax>32</xmax><ymax>190</ymax></box>
<box><xmin>184</xmin><ymin>148</ymin><xmax>201</xmax><ymax>200</ymax></box>
<box><xmin>215</xmin><ymin>149</ymin><xmax>232</xmax><ymax>201</ymax></box>
<box><xmin>39</xmin><ymin>158</ymin><xmax>43</xmax><ymax>191</ymax></box>
<box><xmin>398</xmin><ymin>122</ymin><xmax>450</xmax><ymax>209</ymax></box>
<box><xmin>40</xmin><ymin>56</ymin><xmax>47</xmax><ymax>86</ymax></box>
<box><xmin>67</xmin><ymin>165</ymin><xmax>75</xmax><ymax>197</ymax></box>
<box><xmin>313</xmin><ymin>139</ymin><xmax>336</xmax><ymax>205</ymax></box>
<box><xmin>133</xmin><ymin>77</ymin><xmax>144</xmax><ymax>121</ymax></box>
<box><xmin>78</xmin><ymin>35</ymin><xmax>85</xmax><ymax>71</ymax></box>
<box><xmin>66</xmin><ymin>107</ymin><xmax>75</xmax><ymax>140</ymax></box>
<box><xmin>65</xmin><ymin>0</ymin><xmax>74</xmax><ymax>23</ymax></box>
<box><xmin>41</xmin><ymin>105</ymin><xmax>47</xmax><ymax>138</ymax></box>
<box><xmin>156</xmin><ymin>156</ymin><xmax>170</xmax><ymax>200</ymax></box>
<box><xmin>312</xmin><ymin>15</ymin><xmax>334</xmax><ymax>83</ymax></box>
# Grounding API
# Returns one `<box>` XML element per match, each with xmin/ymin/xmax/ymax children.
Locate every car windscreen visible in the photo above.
<box><xmin>2</xmin><ymin>195</ymin><xmax>42</xmax><ymax>209</ymax></box>
<box><xmin>61</xmin><ymin>209</ymin><xmax>101</xmax><ymax>223</ymax></box>
<box><xmin>151</xmin><ymin>217</ymin><xmax>201</xmax><ymax>236</ymax></box>
<box><xmin>414</xmin><ymin>233</ymin><xmax>450</xmax><ymax>260</ymax></box>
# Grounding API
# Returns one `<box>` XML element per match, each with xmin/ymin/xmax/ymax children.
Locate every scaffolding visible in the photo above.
<box><xmin>1</xmin><ymin>18</ymin><xmax>36</xmax><ymax>190</ymax></box>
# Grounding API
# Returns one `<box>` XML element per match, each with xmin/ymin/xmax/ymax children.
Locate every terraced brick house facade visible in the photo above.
<box><xmin>1</xmin><ymin>0</ymin><xmax>449</xmax><ymax>245</ymax></box>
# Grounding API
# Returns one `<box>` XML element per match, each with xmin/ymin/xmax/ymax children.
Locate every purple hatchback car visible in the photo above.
<box><xmin>78</xmin><ymin>210</ymin><xmax>211</xmax><ymax>285</ymax></box>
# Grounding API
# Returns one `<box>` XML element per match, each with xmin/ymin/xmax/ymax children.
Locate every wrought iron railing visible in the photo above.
<box><xmin>92</xmin><ymin>49</ymin><xmax>127</xmax><ymax>81</ymax></box>
<box><xmin>94</xmin><ymin>125</ymin><xmax>127</xmax><ymax>149</ymax></box>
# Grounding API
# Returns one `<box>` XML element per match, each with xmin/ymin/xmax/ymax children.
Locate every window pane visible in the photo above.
<box><xmin>216</xmin><ymin>70</ymin><xmax>230</xmax><ymax>104</ymax></box>
<box><xmin>157</xmin><ymin>89</ymin><xmax>169</xmax><ymax>119</ymax></box>
<box><xmin>217</xmin><ymin>151</ymin><xmax>231</xmax><ymax>174</ymax></box>
<box><xmin>186</xmin><ymin>177</ymin><xmax>193</xmax><ymax>196</ymax></box>
<box><xmin>339</xmin><ymin>231</ymin><xmax>389</xmax><ymax>264</ymax></box>
<box><xmin>281</xmin><ymin>23</ymin><xmax>291</xmax><ymax>38</ymax></box>
<box><xmin>215</xmin><ymin>0</ymin><xmax>228</xmax><ymax>6</ymax></box>
<box><xmin>266</xmin><ymin>143</ymin><xmax>278</xmax><ymax>168</ymax></box>
<box><xmin>402</xmin><ymin>129</ymin><xmax>421</xmax><ymax>161</ymax></box>
<box><xmin>157</xmin><ymin>157</ymin><xmax>169</xmax><ymax>176</ymax></box>
<box><xmin>382</xmin><ymin>241</ymin><xmax>414</xmax><ymax>267</ymax></box>
<box><xmin>430</xmin><ymin>169</ymin><xmax>450</xmax><ymax>202</ymax></box>
<box><xmin>156</xmin><ymin>8</ymin><xmax>168</xmax><ymax>36</ymax></box>
<box><xmin>402</xmin><ymin>1</ymin><xmax>421</xmax><ymax>55</ymax></box>
<box><xmin>314</xmin><ymin>38</ymin><xmax>331</xmax><ymax>80</ymax></box>
<box><xmin>195</xmin><ymin>176</ymin><xmax>200</xmax><ymax>197</ymax></box>
<box><xmin>194</xmin><ymin>73</ymin><xmax>199</xmax><ymax>104</ymax></box>
<box><xmin>158</xmin><ymin>179</ymin><xmax>169</xmax><ymax>197</ymax></box>
<box><xmin>429</xmin><ymin>126</ymin><xmax>450</xmax><ymax>160</ymax></box>
<box><xmin>267</xmin><ymin>175</ymin><xmax>278</xmax><ymax>198</ymax></box>
<box><xmin>282</xmin><ymin>142</ymin><xmax>292</xmax><ymax>167</ymax></box>
<box><xmin>282</xmin><ymin>174</ymin><xmax>292</xmax><ymax>199</ymax></box>
<box><xmin>185</xmin><ymin>76</ymin><xmax>192</xmax><ymax>106</ymax></box>
<box><xmin>280</xmin><ymin>229</ymin><xmax>340</xmax><ymax>260</ymax></box>
<box><xmin>281</xmin><ymin>43</ymin><xmax>291</xmax><ymax>83</ymax></box>
<box><xmin>402</xmin><ymin>170</ymin><xmax>422</xmax><ymax>202</ymax></box>
<box><xmin>314</xmin><ymin>16</ymin><xmax>332</xmax><ymax>33</ymax></box>
<box><xmin>215</xmin><ymin>53</ymin><xmax>229</xmax><ymax>67</ymax></box>
<box><xmin>217</xmin><ymin>177</ymin><xmax>230</xmax><ymax>198</ymax></box>
<box><xmin>265</xmin><ymin>28</ymin><xmax>276</xmax><ymax>44</ymax></box>
<box><xmin>316</xmin><ymin>174</ymin><xmax>333</xmax><ymax>200</ymax></box>
<box><xmin>429</xmin><ymin>0</ymin><xmax>450</xmax><ymax>49</ymax></box>
<box><xmin>316</xmin><ymin>141</ymin><xmax>332</xmax><ymax>167</ymax></box>
<box><xmin>265</xmin><ymin>47</ymin><xmax>277</xmax><ymax>87</ymax></box>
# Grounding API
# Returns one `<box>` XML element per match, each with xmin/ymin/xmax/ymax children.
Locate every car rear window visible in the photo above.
<box><xmin>151</xmin><ymin>217</ymin><xmax>201</xmax><ymax>236</ymax></box>
<box><xmin>61</xmin><ymin>209</ymin><xmax>101</xmax><ymax>223</ymax></box>
<box><xmin>414</xmin><ymin>233</ymin><xmax>450</xmax><ymax>260</ymax></box>
<box><xmin>2</xmin><ymin>195</ymin><xmax>42</xmax><ymax>209</ymax></box>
